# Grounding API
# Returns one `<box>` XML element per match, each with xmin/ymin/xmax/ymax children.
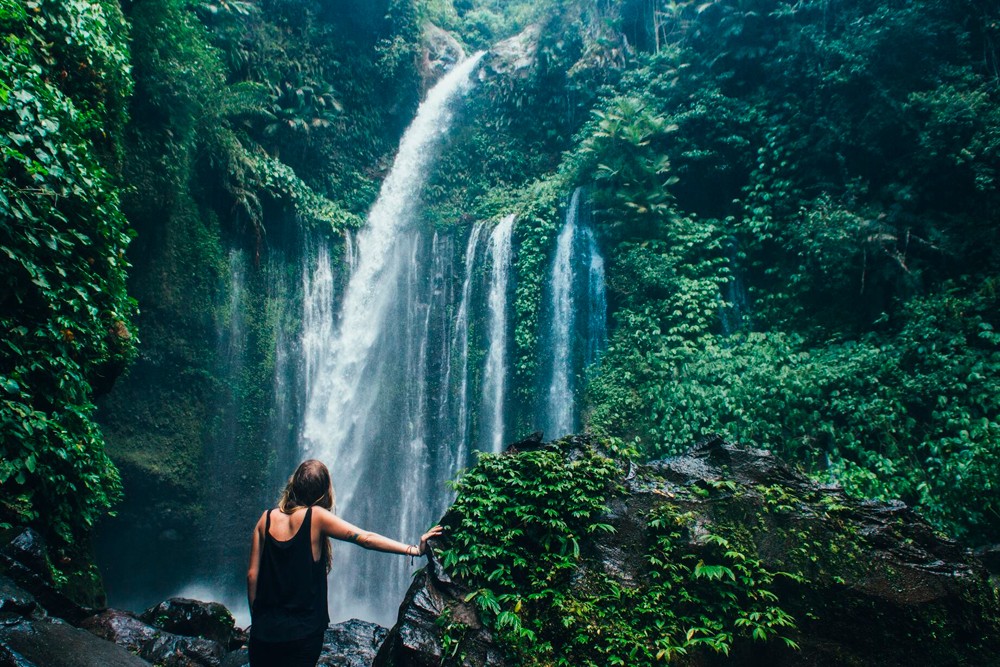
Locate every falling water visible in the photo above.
<box><xmin>720</xmin><ymin>238</ymin><xmax>752</xmax><ymax>335</ymax></box>
<box><xmin>300</xmin><ymin>53</ymin><xmax>484</xmax><ymax>625</ymax></box>
<box><xmin>582</xmin><ymin>226</ymin><xmax>607</xmax><ymax>368</ymax></box>
<box><xmin>444</xmin><ymin>221</ymin><xmax>485</xmax><ymax>477</ymax></box>
<box><xmin>481</xmin><ymin>214</ymin><xmax>516</xmax><ymax>453</ymax></box>
<box><xmin>540</xmin><ymin>190</ymin><xmax>608</xmax><ymax>439</ymax></box>
<box><xmin>544</xmin><ymin>191</ymin><xmax>580</xmax><ymax>438</ymax></box>
<box><xmin>344</xmin><ymin>230</ymin><xmax>359</xmax><ymax>276</ymax></box>
<box><xmin>302</xmin><ymin>242</ymin><xmax>336</xmax><ymax>397</ymax></box>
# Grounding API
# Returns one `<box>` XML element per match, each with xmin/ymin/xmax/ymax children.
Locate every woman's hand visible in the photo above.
<box><xmin>418</xmin><ymin>525</ymin><xmax>444</xmax><ymax>556</ymax></box>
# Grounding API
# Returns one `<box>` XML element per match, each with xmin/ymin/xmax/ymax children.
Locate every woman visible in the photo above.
<box><xmin>246</xmin><ymin>459</ymin><xmax>442</xmax><ymax>667</ymax></box>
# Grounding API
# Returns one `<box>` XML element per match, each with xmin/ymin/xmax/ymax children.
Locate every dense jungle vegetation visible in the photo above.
<box><xmin>2</xmin><ymin>0</ymin><xmax>999</xmax><ymax>638</ymax></box>
<box><xmin>421</xmin><ymin>0</ymin><xmax>1000</xmax><ymax>547</ymax></box>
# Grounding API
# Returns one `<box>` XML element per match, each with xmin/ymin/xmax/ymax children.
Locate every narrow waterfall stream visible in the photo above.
<box><xmin>300</xmin><ymin>54</ymin><xmax>485</xmax><ymax>625</ymax></box>
<box><xmin>446</xmin><ymin>221</ymin><xmax>486</xmax><ymax>478</ymax></box>
<box><xmin>545</xmin><ymin>191</ymin><xmax>581</xmax><ymax>438</ymax></box>
<box><xmin>481</xmin><ymin>214</ymin><xmax>516</xmax><ymax>454</ymax></box>
<box><xmin>583</xmin><ymin>226</ymin><xmax>607</xmax><ymax>368</ymax></box>
<box><xmin>540</xmin><ymin>190</ymin><xmax>608</xmax><ymax>440</ymax></box>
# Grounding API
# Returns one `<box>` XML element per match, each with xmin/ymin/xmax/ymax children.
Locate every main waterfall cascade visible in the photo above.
<box><xmin>300</xmin><ymin>53</ymin><xmax>486</xmax><ymax>624</ymax></box>
<box><xmin>293</xmin><ymin>56</ymin><xmax>608</xmax><ymax>625</ymax></box>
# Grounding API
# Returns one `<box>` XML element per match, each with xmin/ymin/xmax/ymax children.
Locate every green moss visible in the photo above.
<box><xmin>436</xmin><ymin>440</ymin><xmax>798</xmax><ymax>665</ymax></box>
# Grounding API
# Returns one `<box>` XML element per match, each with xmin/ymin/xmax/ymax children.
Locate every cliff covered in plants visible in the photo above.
<box><xmin>378</xmin><ymin>436</ymin><xmax>1000</xmax><ymax>666</ymax></box>
<box><xmin>435</xmin><ymin>0</ymin><xmax>1000</xmax><ymax>549</ymax></box>
<box><xmin>1</xmin><ymin>0</ymin><xmax>137</xmax><ymax>597</ymax></box>
<box><xmin>93</xmin><ymin>0</ymin><xmax>427</xmax><ymax>605</ymax></box>
<box><xmin>2</xmin><ymin>0</ymin><xmax>1000</xmax><ymax>652</ymax></box>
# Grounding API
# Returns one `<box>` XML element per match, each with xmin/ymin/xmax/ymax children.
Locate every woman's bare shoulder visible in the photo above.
<box><xmin>251</xmin><ymin>510</ymin><xmax>269</xmax><ymax>537</ymax></box>
<box><xmin>311</xmin><ymin>506</ymin><xmax>336</xmax><ymax>521</ymax></box>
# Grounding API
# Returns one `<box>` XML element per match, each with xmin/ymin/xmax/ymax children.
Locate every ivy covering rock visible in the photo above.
<box><xmin>376</xmin><ymin>435</ymin><xmax>1000</xmax><ymax>666</ymax></box>
<box><xmin>0</xmin><ymin>0</ymin><xmax>136</xmax><ymax>560</ymax></box>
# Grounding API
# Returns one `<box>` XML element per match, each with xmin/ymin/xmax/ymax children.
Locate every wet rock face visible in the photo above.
<box><xmin>0</xmin><ymin>529</ymin><xmax>89</xmax><ymax>626</ymax></box>
<box><xmin>81</xmin><ymin>608</ymin><xmax>226</xmax><ymax>667</ymax></box>
<box><xmin>140</xmin><ymin>597</ymin><xmax>237</xmax><ymax>648</ymax></box>
<box><xmin>483</xmin><ymin>24</ymin><xmax>541</xmax><ymax>81</ymax></box>
<box><xmin>0</xmin><ymin>611</ymin><xmax>149</xmax><ymax>667</ymax></box>
<box><xmin>318</xmin><ymin>619</ymin><xmax>389</xmax><ymax>667</ymax></box>
<box><xmin>220</xmin><ymin>619</ymin><xmax>388</xmax><ymax>667</ymax></box>
<box><xmin>373</xmin><ymin>560</ymin><xmax>504</xmax><ymax>667</ymax></box>
<box><xmin>0</xmin><ymin>576</ymin><xmax>39</xmax><ymax>619</ymax></box>
<box><xmin>420</xmin><ymin>22</ymin><xmax>466</xmax><ymax>90</ymax></box>
<box><xmin>376</xmin><ymin>435</ymin><xmax>1000</xmax><ymax>667</ymax></box>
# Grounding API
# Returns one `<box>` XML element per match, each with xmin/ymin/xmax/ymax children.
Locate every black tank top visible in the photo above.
<box><xmin>251</xmin><ymin>507</ymin><xmax>330</xmax><ymax>642</ymax></box>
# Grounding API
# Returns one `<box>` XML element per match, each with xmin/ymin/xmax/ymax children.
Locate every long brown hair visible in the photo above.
<box><xmin>278</xmin><ymin>459</ymin><xmax>335</xmax><ymax>572</ymax></box>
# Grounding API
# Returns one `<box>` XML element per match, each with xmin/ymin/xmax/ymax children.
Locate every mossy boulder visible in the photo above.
<box><xmin>376</xmin><ymin>435</ymin><xmax>1000</xmax><ymax>666</ymax></box>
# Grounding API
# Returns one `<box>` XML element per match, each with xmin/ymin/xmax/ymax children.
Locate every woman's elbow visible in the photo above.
<box><xmin>355</xmin><ymin>532</ymin><xmax>378</xmax><ymax>549</ymax></box>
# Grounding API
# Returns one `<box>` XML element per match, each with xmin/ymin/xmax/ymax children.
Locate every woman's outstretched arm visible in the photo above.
<box><xmin>314</xmin><ymin>507</ymin><xmax>442</xmax><ymax>556</ymax></box>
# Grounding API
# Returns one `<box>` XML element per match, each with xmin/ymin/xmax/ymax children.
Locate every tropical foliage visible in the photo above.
<box><xmin>0</xmin><ymin>0</ymin><xmax>135</xmax><ymax>545</ymax></box>
<box><xmin>438</xmin><ymin>440</ymin><xmax>799</xmax><ymax>665</ymax></box>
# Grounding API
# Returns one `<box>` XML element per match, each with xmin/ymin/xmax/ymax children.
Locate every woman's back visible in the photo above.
<box><xmin>251</xmin><ymin>507</ymin><xmax>329</xmax><ymax>643</ymax></box>
<box><xmin>246</xmin><ymin>459</ymin><xmax>441</xmax><ymax>667</ymax></box>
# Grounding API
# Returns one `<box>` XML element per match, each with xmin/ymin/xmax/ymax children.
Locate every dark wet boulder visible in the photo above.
<box><xmin>2</xmin><ymin>531</ymin><xmax>47</xmax><ymax>577</ymax></box>
<box><xmin>375</xmin><ymin>435</ymin><xmax>1000</xmax><ymax>666</ymax></box>
<box><xmin>0</xmin><ymin>529</ymin><xmax>89</xmax><ymax>625</ymax></box>
<box><xmin>0</xmin><ymin>615</ymin><xmax>149</xmax><ymax>667</ymax></box>
<box><xmin>374</xmin><ymin>559</ymin><xmax>504</xmax><ymax>667</ymax></box>
<box><xmin>141</xmin><ymin>631</ymin><xmax>225</xmax><ymax>667</ymax></box>
<box><xmin>0</xmin><ymin>576</ymin><xmax>39</xmax><ymax>619</ymax></box>
<box><xmin>220</xmin><ymin>619</ymin><xmax>388</xmax><ymax>667</ymax></box>
<box><xmin>140</xmin><ymin>597</ymin><xmax>236</xmax><ymax>647</ymax></box>
<box><xmin>82</xmin><ymin>607</ymin><xmax>226</xmax><ymax>667</ymax></box>
<box><xmin>81</xmin><ymin>608</ymin><xmax>159</xmax><ymax>652</ymax></box>
<box><xmin>318</xmin><ymin>618</ymin><xmax>389</xmax><ymax>666</ymax></box>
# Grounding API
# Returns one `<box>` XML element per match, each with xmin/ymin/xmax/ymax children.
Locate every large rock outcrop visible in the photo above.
<box><xmin>375</xmin><ymin>435</ymin><xmax>1000</xmax><ymax>666</ymax></box>
<box><xmin>0</xmin><ymin>574</ymin><xmax>147</xmax><ymax>667</ymax></box>
<box><xmin>420</xmin><ymin>23</ymin><xmax>467</xmax><ymax>90</ymax></box>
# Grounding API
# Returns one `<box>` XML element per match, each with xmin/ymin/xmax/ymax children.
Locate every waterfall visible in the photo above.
<box><xmin>300</xmin><ymin>53</ymin><xmax>484</xmax><ymax>625</ymax></box>
<box><xmin>721</xmin><ymin>238</ymin><xmax>751</xmax><ymax>335</ymax></box>
<box><xmin>445</xmin><ymin>221</ymin><xmax>485</xmax><ymax>477</ymax></box>
<box><xmin>583</xmin><ymin>226</ymin><xmax>607</xmax><ymax>368</ymax></box>
<box><xmin>481</xmin><ymin>214</ymin><xmax>516</xmax><ymax>453</ymax></box>
<box><xmin>302</xmin><ymin>242</ymin><xmax>336</xmax><ymax>398</ymax></box>
<box><xmin>541</xmin><ymin>190</ymin><xmax>608</xmax><ymax>440</ymax></box>
<box><xmin>344</xmin><ymin>229</ymin><xmax>359</xmax><ymax>276</ymax></box>
<box><xmin>544</xmin><ymin>191</ymin><xmax>580</xmax><ymax>438</ymax></box>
